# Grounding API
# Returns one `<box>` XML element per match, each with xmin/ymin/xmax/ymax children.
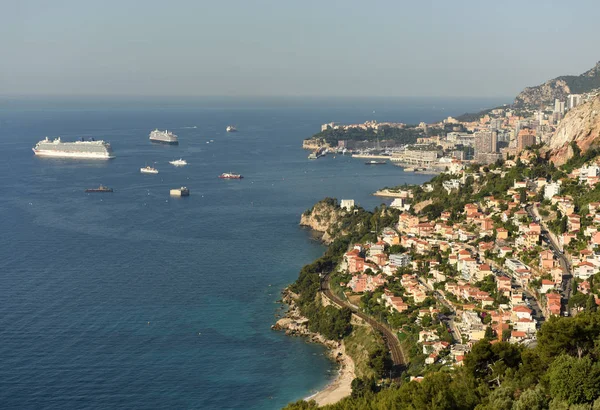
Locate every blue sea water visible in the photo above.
<box><xmin>0</xmin><ymin>96</ymin><xmax>507</xmax><ymax>409</ymax></box>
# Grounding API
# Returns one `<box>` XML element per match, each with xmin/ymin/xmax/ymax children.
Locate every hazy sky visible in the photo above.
<box><xmin>2</xmin><ymin>0</ymin><xmax>599</xmax><ymax>97</ymax></box>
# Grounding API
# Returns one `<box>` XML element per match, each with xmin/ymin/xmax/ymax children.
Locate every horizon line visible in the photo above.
<box><xmin>1</xmin><ymin>94</ymin><xmax>513</xmax><ymax>100</ymax></box>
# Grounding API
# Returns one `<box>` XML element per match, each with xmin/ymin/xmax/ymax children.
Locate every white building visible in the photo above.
<box><xmin>544</xmin><ymin>182</ymin><xmax>561</xmax><ymax>200</ymax></box>
<box><xmin>340</xmin><ymin>199</ymin><xmax>355</xmax><ymax>211</ymax></box>
<box><xmin>579</xmin><ymin>165</ymin><xmax>600</xmax><ymax>183</ymax></box>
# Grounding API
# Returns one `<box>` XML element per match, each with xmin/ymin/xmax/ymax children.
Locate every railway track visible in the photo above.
<box><xmin>322</xmin><ymin>275</ymin><xmax>406</xmax><ymax>368</ymax></box>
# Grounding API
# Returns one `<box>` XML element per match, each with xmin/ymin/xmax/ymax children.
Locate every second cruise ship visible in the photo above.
<box><xmin>149</xmin><ymin>129</ymin><xmax>178</xmax><ymax>144</ymax></box>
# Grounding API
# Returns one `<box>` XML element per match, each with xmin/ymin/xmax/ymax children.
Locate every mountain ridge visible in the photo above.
<box><xmin>514</xmin><ymin>61</ymin><xmax>600</xmax><ymax>107</ymax></box>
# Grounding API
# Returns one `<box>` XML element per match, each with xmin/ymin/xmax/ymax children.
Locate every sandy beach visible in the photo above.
<box><xmin>308</xmin><ymin>342</ymin><xmax>355</xmax><ymax>406</ymax></box>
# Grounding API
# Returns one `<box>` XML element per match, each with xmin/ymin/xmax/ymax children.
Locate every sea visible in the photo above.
<box><xmin>0</xmin><ymin>96</ymin><xmax>507</xmax><ymax>409</ymax></box>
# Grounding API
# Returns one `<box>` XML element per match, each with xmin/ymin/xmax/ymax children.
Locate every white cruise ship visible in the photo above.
<box><xmin>149</xmin><ymin>129</ymin><xmax>178</xmax><ymax>144</ymax></box>
<box><xmin>32</xmin><ymin>137</ymin><xmax>114</xmax><ymax>159</ymax></box>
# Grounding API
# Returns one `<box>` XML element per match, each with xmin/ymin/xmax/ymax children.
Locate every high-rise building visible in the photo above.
<box><xmin>474</xmin><ymin>130</ymin><xmax>500</xmax><ymax>164</ymax></box>
<box><xmin>517</xmin><ymin>128</ymin><xmax>536</xmax><ymax>151</ymax></box>
<box><xmin>474</xmin><ymin>130</ymin><xmax>496</xmax><ymax>155</ymax></box>
<box><xmin>568</xmin><ymin>94</ymin><xmax>582</xmax><ymax>110</ymax></box>
<box><xmin>554</xmin><ymin>99</ymin><xmax>565</xmax><ymax>114</ymax></box>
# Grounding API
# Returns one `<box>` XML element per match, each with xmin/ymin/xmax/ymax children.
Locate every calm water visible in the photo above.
<box><xmin>0</xmin><ymin>96</ymin><xmax>506</xmax><ymax>409</ymax></box>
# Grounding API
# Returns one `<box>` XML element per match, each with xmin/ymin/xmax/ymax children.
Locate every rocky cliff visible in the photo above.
<box><xmin>514</xmin><ymin>61</ymin><xmax>600</xmax><ymax>107</ymax></box>
<box><xmin>544</xmin><ymin>95</ymin><xmax>600</xmax><ymax>165</ymax></box>
<box><xmin>299</xmin><ymin>198</ymin><xmax>347</xmax><ymax>244</ymax></box>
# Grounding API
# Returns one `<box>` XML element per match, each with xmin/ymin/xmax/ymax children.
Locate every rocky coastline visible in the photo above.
<box><xmin>273</xmin><ymin>288</ymin><xmax>356</xmax><ymax>406</ymax></box>
<box><xmin>272</xmin><ymin>288</ymin><xmax>340</xmax><ymax>349</ymax></box>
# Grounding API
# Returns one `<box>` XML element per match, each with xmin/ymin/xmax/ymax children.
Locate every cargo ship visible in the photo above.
<box><xmin>32</xmin><ymin>137</ymin><xmax>114</xmax><ymax>159</ymax></box>
<box><xmin>85</xmin><ymin>185</ymin><xmax>113</xmax><ymax>193</ymax></box>
<box><xmin>149</xmin><ymin>129</ymin><xmax>178</xmax><ymax>144</ymax></box>
<box><xmin>219</xmin><ymin>172</ymin><xmax>243</xmax><ymax>179</ymax></box>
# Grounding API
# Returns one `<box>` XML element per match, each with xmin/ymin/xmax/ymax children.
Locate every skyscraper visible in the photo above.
<box><xmin>517</xmin><ymin>128</ymin><xmax>536</xmax><ymax>151</ymax></box>
<box><xmin>554</xmin><ymin>99</ymin><xmax>565</xmax><ymax>114</ymax></box>
<box><xmin>568</xmin><ymin>94</ymin><xmax>582</xmax><ymax>110</ymax></box>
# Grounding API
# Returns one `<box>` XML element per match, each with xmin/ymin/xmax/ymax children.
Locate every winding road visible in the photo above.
<box><xmin>320</xmin><ymin>275</ymin><xmax>406</xmax><ymax>370</ymax></box>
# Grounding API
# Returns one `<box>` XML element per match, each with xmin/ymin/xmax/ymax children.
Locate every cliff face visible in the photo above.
<box><xmin>299</xmin><ymin>199</ymin><xmax>347</xmax><ymax>244</ymax></box>
<box><xmin>514</xmin><ymin>61</ymin><xmax>600</xmax><ymax>107</ymax></box>
<box><xmin>545</xmin><ymin>95</ymin><xmax>600</xmax><ymax>165</ymax></box>
<box><xmin>514</xmin><ymin>79</ymin><xmax>571</xmax><ymax>107</ymax></box>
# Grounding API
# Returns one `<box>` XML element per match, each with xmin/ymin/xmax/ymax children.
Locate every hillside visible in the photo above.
<box><xmin>544</xmin><ymin>94</ymin><xmax>600</xmax><ymax>165</ymax></box>
<box><xmin>514</xmin><ymin>61</ymin><xmax>600</xmax><ymax>107</ymax></box>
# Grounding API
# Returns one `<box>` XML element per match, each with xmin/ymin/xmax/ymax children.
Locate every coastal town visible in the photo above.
<box><xmin>282</xmin><ymin>64</ymin><xmax>600</xmax><ymax>408</ymax></box>
<box><xmin>303</xmin><ymin>83</ymin><xmax>600</xmax><ymax>172</ymax></box>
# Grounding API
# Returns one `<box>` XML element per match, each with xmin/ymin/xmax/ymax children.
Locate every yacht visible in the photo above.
<box><xmin>140</xmin><ymin>166</ymin><xmax>159</xmax><ymax>174</ymax></box>
<box><xmin>226</xmin><ymin>125</ymin><xmax>237</xmax><ymax>132</ymax></box>
<box><xmin>169</xmin><ymin>159</ymin><xmax>187</xmax><ymax>166</ymax></box>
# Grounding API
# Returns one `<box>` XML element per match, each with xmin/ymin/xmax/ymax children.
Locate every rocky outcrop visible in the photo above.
<box><xmin>544</xmin><ymin>95</ymin><xmax>600</xmax><ymax>165</ymax></box>
<box><xmin>514</xmin><ymin>61</ymin><xmax>600</xmax><ymax>107</ymax></box>
<box><xmin>272</xmin><ymin>288</ymin><xmax>340</xmax><ymax>349</ymax></box>
<box><xmin>514</xmin><ymin>79</ymin><xmax>571</xmax><ymax>107</ymax></box>
<box><xmin>300</xmin><ymin>198</ymin><xmax>348</xmax><ymax>244</ymax></box>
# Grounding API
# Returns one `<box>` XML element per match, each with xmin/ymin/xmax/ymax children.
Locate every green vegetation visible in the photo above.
<box><xmin>310</xmin><ymin>127</ymin><xmax>424</xmax><ymax>146</ymax></box>
<box><xmin>285</xmin><ymin>310</ymin><xmax>600</xmax><ymax>410</ymax></box>
<box><xmin>345</xmin><ymin>325</ymin><xmax>391</xmax><ymax>380</ymax></box>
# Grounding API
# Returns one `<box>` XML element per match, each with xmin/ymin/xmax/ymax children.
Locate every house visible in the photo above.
<box><xmin>347</xmin><ymin>255</ymin><xmax>365</xmax><ymax>273</ymax></box>
<box><xmin>540</xmin><ymin>279</ymin><xmax>555</xmax><ymax>294</ymax></box>
<box><xmin>545</xmin><ymin>293</ymin><xmax>562</xmax><ymax>316</ymax></box>
<box><xmin>578</xmin><ymin>281</ymin><xmax>591</xmax><ymax>294</ymax></box>
<box><xmin>340</xmin><ymin>199</ymin><xmax>355</xmax><ymax>211</ymax></box>
<box><xmin>574</xmin><ymin>261</ymin><xmax>597</xmax><ymax>280</ymax></box>
<box><xmin>539</xmin><ymin>250</ymin><xmax>556</xmax><ymax>270</ymax></box>
<box><xmin>514</xmin><ymin>318</ymin><xmax>536</xmax><ymax>334</ymax></box>
<box><xmin>347</xmin><ymin>274</ymin><xmax>387</xmax><ymax>293</ymax></box>
<box><xmin>497</xmin><ymin>276</ymin><xmax>512</xmax><ymax>295</ymax></box>
<box><xmin>472</xmin><ymin>264</ymin><xmax>493</xmax><ymax>282</ymax></box>
<box><xmin>496</xmin><ymin>228</ymin><xmax>508</xmax><ymax>240</ymax></box>
<box><xmin>510</xmin><ymin>331</ymin><xmax>527</xmax><ymax>343</ymax></box>
<box><xmin>389</xmin><ymin>253</ymin><xmax>411</xmax><ymax>268</ymax></box>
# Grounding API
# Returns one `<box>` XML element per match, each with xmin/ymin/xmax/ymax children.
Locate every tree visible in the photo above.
<box><xmin>485</xmin><ymin>326</ymin><xmax>495</xmax><ymax>340</ymax></box>
<box><xmin>586</xmin><ymin>294</ymin><xmax>598</xmax><ymax>312</ymax></box>
<box><xmin>512</xmin><ymin>385</ymin><xmax>548</xmax><ymax>410</ymax></box>
<box><xmin>350</xmin><ymin>377</ymin><xmax>375</xmax><ymax>399</ymax></box>
<box><xmin>548</xmin><ymin>354</ymin><xmax>600</xmax><ymax>404</ymax></box>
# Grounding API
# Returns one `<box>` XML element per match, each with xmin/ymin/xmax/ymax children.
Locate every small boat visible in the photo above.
<box><xmin>219</xmin><ymin>172</ymin><xmax>243</xmax><ymax>179</ymax></box>
<box><xmin>365</xmin><ymin>160</ymin><xmax>387</xmax><ymax>165</ymax></box>
<box><xmin>308</xmin><ymin>153</ymin><xmax>317</xmax><ymax>160</ymax></box>
<box><xmin>169</xmin><ymin>159</ymin><xmax>187</xmax><ymax>166</ymax></box>
<box><xmin>226</xmin><ymin>125</ymin><xmax>237</xmax><ymax>132</ymax></box>
<box><xmin>170</xmin><ymin>187</ymin><xmax>190</xmax><ymax>197</ymax></box>
<box><xmin>140</xmin><ymin>166</ymin><xmax>159</xmax><ymax>174</ymax></box>
<box><xmin>85</xmin><ymin>185</ymin><xmax>113</xmax><ymax>193</ymax></box>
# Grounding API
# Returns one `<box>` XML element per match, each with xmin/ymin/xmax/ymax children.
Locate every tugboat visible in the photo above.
<box><xmin>226</xmin><ymin>125</ymin><xmax>237</xmax><ymax>132</ymax></box>
<box><xmin>169</xmin><ymin>187</ymin><xmax>190</xmax><ymax>197</ymax></box>
<box><xmin>219</xmin><ymin>172</ymin><xmax>243</xmax><ymax>179</ymax></box>
<box><xmin>85</xmin><ymin>185</ymin><xmax>113</xmax><ymax>193</ymax></box>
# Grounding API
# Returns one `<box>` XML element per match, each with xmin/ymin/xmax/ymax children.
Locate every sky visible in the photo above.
<box><xmin>1</xmin><ymin>0</ymin><xmax>599</xmax><ymax>98</ymax></box>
